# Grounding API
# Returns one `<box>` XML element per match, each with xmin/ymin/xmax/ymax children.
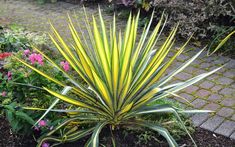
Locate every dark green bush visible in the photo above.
<box><xmin>113</xmin><ymin>0</ymin><xmax>235</xmax><ymax>40</ymax></box>
<box><xmin>108</xmin><ymin>0</ymin><xmax>235</xmax><ymax>56</ymax></box>
<box><xmin>152</xmin><ymin>0</ymin><xmax>234</xmax><ymax>40</ymax></box>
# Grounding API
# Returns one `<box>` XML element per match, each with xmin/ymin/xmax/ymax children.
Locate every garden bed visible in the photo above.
<box><xmin>1</xmin><ymin>3</ymin><xmax>235</xmax><ymax>146</ymax></box>
<box><xmin>1</xmin><ymin>117</ymin><xmax>234</xmax><ymax>147</ymax></box>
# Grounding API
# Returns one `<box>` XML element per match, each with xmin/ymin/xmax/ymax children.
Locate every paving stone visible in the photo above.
<box><xmin>231</xmin><ymin>84</ymin><xmax>235</xmax><ymax>89</ymax></box>
<box><xmin>230</xmin><ymin>131</ymin><xmax>235</xmax><ymax>140</ymax></box>
<box><xmin>211</xmin><ymin>85</ymin><xmax>223</xmax><ymax>93</ymax></box>
<box><xmin>216</xmin><ymin>67</ymin><xmax>227</xmax><ymax>75</ymax></box>
<box><xmin>217</xmin><ymin>77</ymin><xmax>233</xmax><ymax>85</ymax></box>
<box><xmin>201</xmin><ymin>115</ymin><xmax>224</xmax><ymax>131</ymax></box>
<box><xmin>179</xmin><ymin>93</ymin><xmax>194</xmax><ymax>102</ymax></box>
<box><xmin>217</xmin><ymin>107</ymin><xmax>234</xmax><ymax>118</ymax></box>
<box><xmin>173</xmin><ymin>61</ymin><xmax>183</xmax><ymax>67</ymax></box>
<box><xmin>184</xmin><ymin>85</ymin><xmax>199</xmax><ymax>94</ymax></box>
<box><xmin>184</xmin><ymin>66</ymin><xmax>196</xmax><ymax>74</ymax></box>
<box><xmin>226</xmin><ymin>59</ymin><xmax>235</xmax><ymax>68</ymax></box>
<box><xmin>219</xmin><ymin>88</ymin><xmax>234</xmax><ymax>96</ymax></box>
<box><xmin>205</xmin><ymin>56</ymin><xmax>215</xmax><ymax>62</ymax></box>
<box><xmin>207</xmin><ymin>94</ymin><xmax>222</xmax><ymax>102</ymax></box>
<box><xmin>207</xmin><ymin>74</ymin><xmax>219</xmax><ymax>80</ymax></box>
<box><xmin>191</xmin><ymin>99</ymin><xmax>207</xmax><ymax>108</ymax></box>
<box><xmin>215</xmin><ymin>120</ymin><xmax>235</xmax><ymax>137</ymax></box>
<box><xmin>203</xmin><ymin>103</ymin><xmax>220</xmax><ymax>111</ymax></box>
<box><xmin>191</xmin><ymin>113</ymin><xmax>209</xmax><ymax>127</ymax></box>
<box><xmin>221</xmin><ymin>98</ymin><xmax>235</xmax><ymax>107</ymax></box>
<box><xmin>175</xmin><ymin>72</ymin><xmax>192</xmax><ymax>81</ymax></box>
<box><xmin>196</xmin><ymin>89</ymin><xmax>211</xmax><ymax>98</ymax></box>
<box><xmin>177</xmin><ymin>54</ymin><xmax>189</xmax><ymax>62</ymax></box>
<box><xmin>194</xmin><ymin>69</ymin><xmax>207</xmax><ymax>75</ymax></box>
<box><xmin>213</xmin><ymin>56</ymin><xmax>229</xmax><ymax>65</ymax></box>
<box><xmin>199</xmin><ymin>81</ymin><xmax>215</xmax><ymax>89</ymax></box>
<box><xmin>232</xmin><ymin>114</ymin><xmax>235</xmax><ymax>121</ymax></box>
<box><xmin>171</xmin><ymin>80</ymin><xmax>182</xmax><ymax>84</ymax></box>
<box><xmin>199</xmin><ymin>62</ymin><xmax>211</xmax><ymax>69</ymax></box>
<box><xmin>224</xmin><ymin>70</ymin><xmax>235</xmax><ymax>78</ymax></box>
<box><xmin>191</xmin><ymin>59</ymin><xmax>201</xmax><ymax>66</ymax></box>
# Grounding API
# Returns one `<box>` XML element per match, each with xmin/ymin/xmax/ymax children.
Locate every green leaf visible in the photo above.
<box><xmin>157</xmin><ymin>49</ymin><xmax>205</xmax><ymax>87</ymax></box>
<box><xmin>89</xmin><ymin>122</ymin><xmax>107</xmax><ymax>147</ymax></box>
<box><xmin>15</xmin><ymin>111</ymin><xmax>35</xmax><ymax>125</ymax></box>
<box><xmin>34</xmin><ymin>86</ymin><xmax>72</xmax><ymax>126</ymax></box>
<box><xmin>207</xmin><ymin>29</ymin><xmax>235</xmax><ymax>56</ymax></box>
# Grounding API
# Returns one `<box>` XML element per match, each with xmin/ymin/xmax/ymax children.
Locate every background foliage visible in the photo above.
<box><xmin>105</xmin><ymin>0</ymin><xmax>235</xmax><ymax>56</ymax></box>
<box><xmin>0</xmin><ymin>25</ymin><xmax>65</xmax><ymax>134</ymax></box>
<box><xmin>114</xmin><ymin>0</ymin><xmax>234</xmax><ymax>38</ymax></box>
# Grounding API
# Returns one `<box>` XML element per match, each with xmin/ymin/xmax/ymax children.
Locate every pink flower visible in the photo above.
<box><xmin>38</xmin><ymin>120</ymin><xmax>47</xmax><ymax>127</ymax></box>
<box><xmin>29</xmin><ymin>53</ymin><xmax>43</xmax><ymax>65</ymax></box>
<box><xmin>24</xmin><ymin>49</ymin><xmax>30</xmax><ymax>56</ymax></box>
<box><xmin>29</xmin><ymin>54</ymin><xmax>36</xmax><ymax>64</ymax></box>
<box><xmin>42</xmin><ymin>142</ymin><xmax>50</xmax><ymax>147</ymax></box>
<box><xmin>60</xmin><ymin>61</ymin><xmax>70</xmax><ymax>72</ymax></box>
<box><xmin>1</xmin><ymin>91</ymin><xmax>7</xmax><ymax>97</ymax></box>
<box><xmin>7</xmin><ymin>71</ymin><xmax>12</xmax><ymax>80</ymax></box>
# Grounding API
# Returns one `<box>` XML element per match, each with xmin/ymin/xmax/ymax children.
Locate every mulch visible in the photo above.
<box><xmin>0</xmin><ymin>117</ymin><xmax>234</xmax><ymax>147</ymax></box>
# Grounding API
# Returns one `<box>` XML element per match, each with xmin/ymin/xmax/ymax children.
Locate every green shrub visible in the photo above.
<box><xmin>0</xmin><ymin>49</ymin><xmax>69</xmax><ymax>134</ymax></box>
<box><xmin>3</xmin><ymin>50</ymin><xmax>65</xmax><ymax>106</ymax></box>
<box><xmin>112</xmin><ymin>0</ymin><xmax>235</xmax><ymax>41</ymax></box>
<box><xmin>15</xmin><ymin>8</ymin><xmax>219</xmax><ymax>147</ymax></box>
<box><xmin>0</xmin><ymin>25</ymin><xmax>29</xmax><ymax>52</ymax></box>
<box><xmin>0</xmin><ymin>25</ymin><xmax>67</xmax><ymax>135</ymax></box>
<box><xmin>0</xmin><ymin>24</ymin><xmax>48</xmax><ymax>53</ymax></box>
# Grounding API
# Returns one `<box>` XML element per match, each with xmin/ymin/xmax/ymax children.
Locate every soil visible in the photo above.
<box><xmin>0</xmin><ymin>117</ymin><xmax>234</xmax><ymax>147</ymax></box>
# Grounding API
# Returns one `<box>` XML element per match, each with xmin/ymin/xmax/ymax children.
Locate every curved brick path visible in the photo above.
<box><xmin>0</xmin><ymin>0</ymin><xmax>235</xmax><ymax>140</ymax></box>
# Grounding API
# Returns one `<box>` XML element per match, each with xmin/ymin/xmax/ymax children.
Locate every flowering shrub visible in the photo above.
<box><xmin>0</xmin><ymin>24</ymin><xmax>70</xmax><ymax>136</ymax></box>
<box><xmin>0</xmin><ymin>24</ymin><xmax>79</xmax><ymax>135</ymax></box>
<box><xmin>0</xmin><ymin>49</ymin><xmax>69</xmax><ymax>134</ymax></box>
<box><xmin>0</xmin><ymin>52</ymin><xmax>12</xmax><ymax>60</ymax></box>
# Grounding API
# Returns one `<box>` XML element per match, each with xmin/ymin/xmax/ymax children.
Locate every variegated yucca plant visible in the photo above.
<box><xmin>15</xmin><ymin>8</ymin><xmax>221</xmax><ymax>147</ymax></box>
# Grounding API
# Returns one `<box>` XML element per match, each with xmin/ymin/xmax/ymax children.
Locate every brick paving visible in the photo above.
<box><xmin>0</xmin><ymin>0</ymin><xmax>235</xmax><ymax>140</ymax></box>
<box><xmin>201</xmin><ymin>115</ymin><xmax>224</xmax><ymax>132</ymax></box>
